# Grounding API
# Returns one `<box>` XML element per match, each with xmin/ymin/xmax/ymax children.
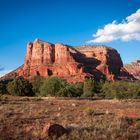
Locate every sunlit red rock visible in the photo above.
<box><xmin>0</xmin><ymin>39</ymin><xmax>133</xmax><ymax>82</ymax></box>
<box><xmin>124</xmin><ymin>60</ymin><xmax>140</xmax><ymax>79</ymax></box>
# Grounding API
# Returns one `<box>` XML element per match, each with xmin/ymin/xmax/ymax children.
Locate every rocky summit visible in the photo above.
<box><xmin>0</xmin><ymin>39</ymin><xmax>133</xmax><ymax>82</ymax></box>
<box><xmin>124</xmin><ymin>60</ymin><xmax>140</xmax><ymax>79</ymax></box>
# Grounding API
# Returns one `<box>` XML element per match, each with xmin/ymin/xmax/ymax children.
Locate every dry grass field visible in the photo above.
<box><xmin>0</xmin><ymin>95</ymin><xmax>140</xmax><ymax>140</ymax></box>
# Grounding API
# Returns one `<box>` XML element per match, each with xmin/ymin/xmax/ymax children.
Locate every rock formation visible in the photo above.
<box><xmin>0</xmin><ymin>39</ymin><xmax>133</xmax><ymax>82</ymax></box>
<box><xmin>42</xmin><ymin>123</ymin><xmax>67</xmax><ymax>139</ymax></box>
<box><xmin>124</xmin><ymin>60</ymin><xmax>140</xmax><ymax>79</ymax></box>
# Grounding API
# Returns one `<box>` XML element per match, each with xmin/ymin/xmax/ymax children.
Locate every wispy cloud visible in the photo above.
<box><xmin>88</xmin><ymin>9</ymin><xmax>140</xmax><ymax>43</ymax></box>
<box><xmin>0</xmin><ymin>66</ymin><xmax>12</xmax><ymax>77</ymax></box>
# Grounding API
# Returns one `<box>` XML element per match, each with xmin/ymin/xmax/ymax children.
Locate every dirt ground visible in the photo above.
<box><xmin>0</xmin><ymin>95</ymin><xmax>140</xmax><ymax>140</ymax></box>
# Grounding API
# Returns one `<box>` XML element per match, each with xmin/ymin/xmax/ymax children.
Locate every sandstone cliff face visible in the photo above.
<box><xmin>124</xmin><ymin>60</ymin><xmax>140</xmax><ymax>79</ymax></box>
<box><xmin>16</xmin><ymin>39</ymin><xmax>85</xmax><ymax>82</ymax></box>
<box><xmin>76</xmin><ymin>46</ymin><xmax>124</xmax><ymax>80</ymax></box>
<box><xmin>0</xmin><ymin>39</ymin><xmax>133</xmax><ymax>82</ymax></box>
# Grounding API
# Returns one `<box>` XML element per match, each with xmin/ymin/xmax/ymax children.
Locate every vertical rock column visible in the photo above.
<box><xmin>55</xmin><ymin>43</ymin><xmax>74</xmax><ymax>64</ymax></box>
<box><xmin>43</xmin><ymin>42</ymin><xmax>55</xmax><ymax>64</ymax></box>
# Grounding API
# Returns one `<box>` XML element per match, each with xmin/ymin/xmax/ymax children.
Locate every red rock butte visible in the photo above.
<box><xmin>1</xmin><ymin>39</ymin><xmax>133</xmax><ymax>82</ymax></box>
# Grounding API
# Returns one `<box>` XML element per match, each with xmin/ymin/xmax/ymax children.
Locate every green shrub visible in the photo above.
<box><xmin>39</xmin><ymin>77</ymin><xmax>66</xmax><ymax>96</ymax></box>
<box><xmin>84</xmin><ymin>107</ymin><xmax>95</xmax><ymax>116</ymax></box>
<box><xmin>39</xmin><ymin>77</ymin><xmax>83</xmax><ymax>97</ymax></box>
<box><xmin>83</xmin><ymin>78</ymin><xmax>95</xmax><ymax>97</ymax></box>
<box><xmin>57</xmin><ymin>82</ymin><xmax>83</xmax><ymax>97</ymax></box>
<box><xmin>7</xmin><ymin>78</ymin><xmax>34</xmax><ymax>96</ymax></box>
<box><xmin>73</xmin><ymin>82</ymin><xmax>83</xmax><ymax>96</ymax></box>
<box><xmin>102</xmin><ymin>81</ymin><xmax>140</xmax><ymax>99</ymax></box>
<box><xmin>0</xmin><ymin>82</ymin><xmax>7</xmax><ymax>94</ymax></box>
<box><xmin>31</xmin><ymin>76</ymin><xmax>44</xmax><ymax>96</ymax></box>
<box><xmin>93</xmin><ymin>80</ymin><xmax>104</xmax><ymax>95</ymax></box>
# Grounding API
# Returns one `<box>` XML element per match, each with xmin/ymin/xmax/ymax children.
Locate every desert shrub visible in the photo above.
<box><xmin>84</xmin><ymin>107</ymin><xmax>95</xmax><ymax>116</ymax></box>
<box><xmin>39</xmin><ymin>77</ymin><xmax>66</xmax><ymax>96</ymax></box>
<box><xmin>7</xmin><ymin>78</ymin><xmax>34</xmax><ymax>96</ymax></box>
<box><xmin>82</xmin><ymin>78</ymin><xmax>95</xmax><ymax>97</ymax></box>
<box><xmin>31</xmin><ymin>76</ymin><xmax>44</xmax><ymax>96</ymax></box>
<box><xmin>93</xmin><ymin>80</ymin><xmax>104</xmax><ymax>95</ymax></box>
<box><xmin>39</xmin><ymin>77</ymin><xmax>83</xmax><ymax>97</ymax></box>
<box><xmin>73</xmin><ymin>82</ymin><xmax>83</xmax><ymax>96</ymax></box>
<box><xmin>102</xmin><ymin>81</ymin><xmax>140</xmax><ymax>99</ymax></box>
<box><xmin>0</xmin><ymin>82</ymin><xmax>7</xmax><ymax>94</ymax></box>
<box><xmin>57</xmin><ymin>83</ymin><xmax>83</xmax><ymax>97</ymax></box>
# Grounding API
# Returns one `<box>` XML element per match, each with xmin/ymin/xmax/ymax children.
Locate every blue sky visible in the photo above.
<box><xmin>0</xmin><ymin>0</ymin><xmax>140</xmax><ymax>76</ymax></box>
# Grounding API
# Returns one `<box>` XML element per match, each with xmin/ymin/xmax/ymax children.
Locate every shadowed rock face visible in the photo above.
<box><xmin>0</xmin><ymin>39</ymin><xmax>133</xmax><ymax>82</ymax></box>
<box><xmin>124</xmin><ymin>60</ymin><xmax>140</xmax><ymax>79</ymax></box>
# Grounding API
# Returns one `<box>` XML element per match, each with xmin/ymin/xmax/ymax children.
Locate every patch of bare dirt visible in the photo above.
<box><xmin>0</xmin><ymin>95</ymin><xmax>140</xmax><ymax>139</ymax></box>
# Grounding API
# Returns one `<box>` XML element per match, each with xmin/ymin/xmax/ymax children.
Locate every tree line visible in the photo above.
<box><xmin>0</xmin><ymin>76</ymin><xmax>140</xmax><ymax>99</ymax></box>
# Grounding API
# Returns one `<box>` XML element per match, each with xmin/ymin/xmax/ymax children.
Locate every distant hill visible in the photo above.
<box><xmin>124</xmin><ymin>60</ymin><xmax>140</xmax><ymax>79</ymax></box>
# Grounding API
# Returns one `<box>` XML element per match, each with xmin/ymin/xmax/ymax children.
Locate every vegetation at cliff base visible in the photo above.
<box><xmin>0</xmin><ymin>77</ymin><xmax>140</xmax><ymax>99</ymax></box>
<box><xmin>0</xmin><ymin>82</ymin><xmax>7</xmax><ymax>94</ymax></box>
<box><xmin>83</xmin><ymin>78</ymin><xmax>95</xmax><ymax>97</ymax></box>
<box><xmin>31</xmin><ymin>76</ymin><xmax>44</xmax><ymax>96</ymax></box>
<box><xmin>39</xmin><ymin>77</ymin><xmax>66</xmax><ymax>96</ymax></box>
<box><xmin>39</xmin><ymin>77</ymin><xmax>83</xmax><ymax>97</ymax></box>
<box><xmin>102</xmin><ymin>81</ymin><xmax>140</xmax><ymax>99</ymax></box>
<box><xmin>83</xmin><ymin>78</ymin><xmax>102</xmax><ymax>97</ymax></box>
<box><xmin>7</xmin><ymin>78</ymin><xmax>34</xmax><ymax>96</ymax></box>
<box><xmin>57</xmin><ymin>82</ymin><xmax>83</xmax><ymax>97</ymax></box>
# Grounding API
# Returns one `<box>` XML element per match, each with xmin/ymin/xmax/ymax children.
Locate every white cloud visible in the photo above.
<box><xmin>0</xmin><ymin>68</ymin><xmax>12</xmax><ymax>77</ymax></box>
<box><xmin>88</xmin><ymin>9</ymin><xmax>140</xmax><ymax>43</ymax></box>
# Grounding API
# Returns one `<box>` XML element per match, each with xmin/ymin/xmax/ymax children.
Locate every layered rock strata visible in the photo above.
<box><xmin>0</xmin><ymin>39</ymin><xmax>133</xmax><ymax>82</ymax></box>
